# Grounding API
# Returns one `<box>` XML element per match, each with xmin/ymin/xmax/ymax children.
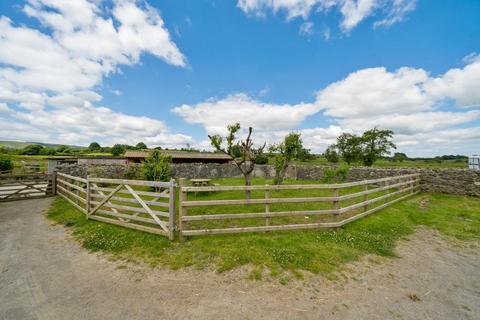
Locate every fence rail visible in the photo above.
<box><xmin>178</xmin><ymin>174</ymin><xmax>420</xmax><ymax>238</ymax></box>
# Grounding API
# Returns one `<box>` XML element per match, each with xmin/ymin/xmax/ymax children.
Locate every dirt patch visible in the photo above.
<box><xmin>0</xmin><ymin>199</ymin><xmax>479</xmax><ymax>320</ymax></box>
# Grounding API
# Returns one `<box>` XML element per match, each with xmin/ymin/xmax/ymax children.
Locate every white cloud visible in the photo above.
<box><xmin>425</xmin><ymin>54</ymin><xmax>480</xmax><ymax>107</ymax></box>
<box><xmin>237</xmin><ymin>0</ymin><xmax>417</xmax><ymax>32</ymax></box>
<box><xmin>0</xmin><ymin>103</ymin><xmax>12</xmax><ymax>113</ymax></box>
<box><xmin>0</xmin><ymin>0</ymin><xmax>191</xmax><ymax>147</ymax></box>
<box><xmin>374</xmin><ymin>0</ymin><xmax>417</xmax><ymax>28</ymax></box>
<box><xmin>172</xmin><ymin>93</ymin><xmax>318</xmax><ymax>135</ymax></box>
<box><xmin>299</xmin><ymin>21</ymin><xmax>314</xmax><ymax>36</ymax></box>
<box><xmin>316</xmin><ymin>66</ymin><xmax>432</xmax><ymax>118</ymax></box>
<box><xmin>340</xmin><ymin>111</ymin><xmax>480</xmax><ymax>134</ymax></box>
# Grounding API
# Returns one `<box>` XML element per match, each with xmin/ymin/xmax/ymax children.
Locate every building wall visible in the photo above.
<box><xmin>56</xmin><ymin>163</ymin><xmax>480</xmax><ymax>197</ymax></box>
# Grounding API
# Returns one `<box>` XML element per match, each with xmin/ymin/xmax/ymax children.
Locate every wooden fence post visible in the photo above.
<box><xmin>86</xmin><ymin>175</ymin><xmax>90</xmax><ymax>219</ymax></box>
<box><xmin>333</xmin><ymin>187</ymin><xmax>339</xmax><ymax>214</ymax></box>
<box><xmin>52</xmin><ymin>171</ymin><xmax>57</xmax><ymax>196</ymax></box>
<box><xmin>265</xmin><ymin>185</ymin><xmax>270</xmax><ymax>226</ymax></box>
<box><xmin>178</xmin><ymin>178</ymin><xmax>187</xmax><ymax>242</ymax></box>
<box><xmin>168</xmin><ymin>178</ymin><xmax>176</xmax><ymax>241</ymax></box>
<box><xmin>363</xmin><ymin>184</ymin><xmax>368</xmax><ymax>212</ymax></box>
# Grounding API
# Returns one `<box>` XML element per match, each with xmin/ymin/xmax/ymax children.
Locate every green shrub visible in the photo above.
<box><xmin>255</xmin><ymin>153</ymin><xmax>269</xmax><ymax>165</ymax></box>
<box><xmin>142</xmin><ymin>150</ymin><xmax>172</xmax><ymax>184</ymax></box>
<box><xmin>323</xmin><ymin>164</ymin><xmax>349</xmax><ymax>183</ymax></box>
<box><xmin>0</xmin><ymin>157</ymin><xmax>13</xmax><ymax>171</ymax></box>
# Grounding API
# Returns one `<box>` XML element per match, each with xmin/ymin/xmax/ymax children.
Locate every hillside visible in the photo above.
<box><xmin>0</xmin><ymin>140</ymin><xmax>84</xmax><ymax>150</ymax></box>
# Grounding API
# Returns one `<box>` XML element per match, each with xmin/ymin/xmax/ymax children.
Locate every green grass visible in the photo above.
<box><xmin>47</xmin><ymin>178</ymin><xmax>480</xmax><ymax>281</ymax></box>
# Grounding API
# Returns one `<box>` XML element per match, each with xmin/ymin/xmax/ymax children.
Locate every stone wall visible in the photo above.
<box><xmin>57</xmin><ymin>163</ymin><xmax>480</xmax><ymax>197</ymax></box>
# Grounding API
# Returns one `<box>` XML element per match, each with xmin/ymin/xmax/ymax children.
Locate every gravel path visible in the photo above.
<box><xmin>1</xmin><ymin>198</ymin><xmax>479</xmax><ymax>320</ymax></box>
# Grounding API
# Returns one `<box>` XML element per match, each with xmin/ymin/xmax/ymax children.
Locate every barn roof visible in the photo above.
<box><xmin>124</xmin><ymin>150</ymin><xmax>232</xmax><ymax>160</ymax></box>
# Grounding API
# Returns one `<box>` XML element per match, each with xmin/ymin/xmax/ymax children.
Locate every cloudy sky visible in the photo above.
<box><xmin>0</xmin><ymin>0</ymin><xmax>479</xmax><ymax>156</ymax></box>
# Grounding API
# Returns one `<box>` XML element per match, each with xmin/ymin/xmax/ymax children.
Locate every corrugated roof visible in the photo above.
<box><xmin>124</xmin><ymin>150</ymin><xmax>232</xmax><ymax>160</ymax></box>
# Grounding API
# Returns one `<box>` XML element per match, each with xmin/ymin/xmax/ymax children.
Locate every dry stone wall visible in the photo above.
<box><xmin>57</xmin><ymin>163</ymin><xmax>480</xmax><ymax>197</ymax></box>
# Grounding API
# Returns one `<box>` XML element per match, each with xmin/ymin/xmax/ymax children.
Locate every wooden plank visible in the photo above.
<box><xmin>89</xmin><ymin>215</ymin><xmax>168</xmax><ymax>236</ymax></box>
<box><xmin>51</xmin><ymin>171</ymin><xmax>57</xmax><ymax>195</ymax></box>
<box><xmin>0</xmin><ymin>194</ymin><xmax>48</xmax><ymax>202</ymax></box>
<box><xmin>168</xmin><ymin>178</ymin><xmax>176</xmax><ymax>240</ymax></box>
<box><xmin>91</xmin><ymin>186</ymin><xmax>169</xmax><ymax>198</ymax></box>
<box><xmin>182</xmin><ymin>196</ymin><xmax>339</xmax><ymax>207</ymax></box>
<box><xmin>89</xmin><ymin>177</ymin><xmax>173</xmax><ymax>188</ymax></box>
<box><xmin>265</xmin><ymin>185</ymin><xmax>270</xmax><ymax>226</ymax></box>
<box><xmin>181</xmin><ymin>174</ymin><xmax>420</xmax><ymax>192</ymax></box>
<box><xmin>182</xmin><ymin>208</ymin><xmax>339</xmax><ymax>221</ymax></box>
<box><xmin>178</xmin><ymin>178</ymin><xmax>187</xmax><ymax>241</ymax></box>
<box><xmin>332</xmin><ymin>188</ymin><xmax>339</xmax><ymax>212</ymax></box>
<box><xmin>17</xmin><ymin>180</ymin><xmax>48</xmax><ymax>194</ymax></box>
<box><xmin>57</xmin><ymin>178</ymin><xmax>86</xmax><ymax>193</ymax></box>
<box><xmin>95</xmin><ymin>209</ymin><xmax>159</xmax><ymax>224</ymax></box>
<box><xmin>0</xmin><ymin>185</ymin><xmax>47</xmax><ymax>193</ymax></box>
<box><xmin>89</xmin><ymin>193</ymin><xmax>169</xmax><ymax>207</ymax></box>
<box><xmin>57</xmin><ymin>185</ymin><xmax>87</xmax><ymax>203</ymax></box>
<box><xmin>57</xmin><ymin>172</ymin><xmax>87</xmax><ymax>183</ymax></box>
<box><xmin>58</xmin><ymin>190</ymin><xmax>86</xmax><ymax>213</ymax></box>
<box><xmin>124</xmin><ymin>185</ymin><xmax>168</xmax><ymax>232</ymax></box>
<box><xmin>90</xmin><ymin>201</ymin><xmax>169</xmax><ymax>217</ymax></box>
<box><xmin>182</xmin><ymin>221</ymin><xmax>341</xmax><ymax>236</ymax></box>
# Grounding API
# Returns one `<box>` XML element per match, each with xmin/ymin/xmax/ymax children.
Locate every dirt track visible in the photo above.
<box><xmin>1</xmin><ymin>198</ymin><xmax>479</xmax><ymax>320</ymax></box>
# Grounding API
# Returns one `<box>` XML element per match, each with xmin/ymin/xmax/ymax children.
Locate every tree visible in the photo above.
<box><xmin>392</xmin><ymin>152</ymin><xmax>408</xmax><ymax>162</ymax></box>
<box><xmin>136</xmin><ymin>142</ymin><xmax>147</xmax><ymax>150</ymax></box>
<box><xmin>88</xmin><ymin>142</ymin><xmax>101</xmax><ymax>152</ymax></box>
<box><xmin>336</xmin><ymin>133</ymin><xmax>362</xmax><ymax>165</ymax></box>
<box><xmin>111</xmin><ymin>144</ymin><xmax>125</xmax><ymax>156</ymax></box>
<box><xmin>209</xmin><ymin>123</ymin><xmax>266</xmax><ymax>199</ymax></box>
<box><xmin>296</xmin><ymin>147</ymin><xmax>315</xmax><ymax>162</ymax></box>
<box><xmin>40</xmin><ymin>147</ymin><xmax>56</xmax><ymax>155</ymax></box>
<box><xmin>231</xmin><ymin>145</ymin><xmax>242</xmax><ymax>158</ymax></box>
<box><xmin>142</xmin><ymin>150</ymin><xmax>172</xmax><ymax>190</ymax></box>
<box><xmin>270</xmin><ymin>132</ymin><xmax>303</xmax><ymax>185</ymax></box>
<box><xmin>21</xmin><ymin>144</ymin><xmax>44</xmax><ymax>155</ymax></box>
<box><xmin>360</xmin><ymin>128</ymin><xmax>396</xmax><ymax>166</ymax></box>
<box><xmin>324</xmin><ymin>145</ymin><xmax>340</xmax><ymax>163</ymax></box>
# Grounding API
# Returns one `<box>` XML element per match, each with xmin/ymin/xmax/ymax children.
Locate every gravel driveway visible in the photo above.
<box><xmin>1</xmin><ymin>198</ymin><xmax>479</xmax><ymax>320</ymax></box>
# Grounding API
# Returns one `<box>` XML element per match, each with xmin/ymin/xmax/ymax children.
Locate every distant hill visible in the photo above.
<box><xmin>0</xmin><ymin>140</ymin><xmax>84</xmax><ymax>150</ymax></box>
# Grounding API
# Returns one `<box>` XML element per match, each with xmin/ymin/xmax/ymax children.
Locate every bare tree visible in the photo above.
<box><xmin>209</xmin><ymin>123</ymin><xmax>266</xmax><ymax>199</ymax></box>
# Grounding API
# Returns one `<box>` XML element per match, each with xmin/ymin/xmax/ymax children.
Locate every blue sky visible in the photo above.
<box><xmin>0</xmin><ymin>0</ymin><xmax>479</xmax><ymax>156</ymax></box>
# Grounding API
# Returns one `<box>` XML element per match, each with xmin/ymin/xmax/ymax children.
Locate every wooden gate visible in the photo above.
<box><xmin>87</xmin><ymin>177</ymin><xmax>176</xmax><ymax>240</ymax></box>
<box><xmin>0</xmin><ymin>173</ymin><xmax>54</xmax><ymax>202</ymax></box>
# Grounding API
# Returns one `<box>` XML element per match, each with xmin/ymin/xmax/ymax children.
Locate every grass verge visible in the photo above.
<box><xmin>47</xmin><ymin>181</ymin><xmax>480</xmax><ymax>280</ymax></box>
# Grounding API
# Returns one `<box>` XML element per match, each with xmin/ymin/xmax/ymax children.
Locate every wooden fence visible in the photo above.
<box><xmin>56</xmin><ymin>173</ymin><xmax>177</xmax><ymax>240</ymax></box>
<box><xmin>178</xmin><ymin>173</ymin><xmax>420</xmax><ymax>238</ymax></box>
<box><xmin>0</xmin><ymin>173</ymin><xmax>54</xmax><ymax>202</ymax></box>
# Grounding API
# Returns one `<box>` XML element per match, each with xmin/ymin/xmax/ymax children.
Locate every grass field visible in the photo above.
<box><xmin>47</xmin><ymin>177</ymin><xmax>480</xmax><ymax>282</ymax></box>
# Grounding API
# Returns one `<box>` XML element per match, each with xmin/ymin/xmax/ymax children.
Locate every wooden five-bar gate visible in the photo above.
<box><xmin>56</xmin><ymin>173</ymin><xmax>177</xmax><ymax>240</ymax></box>
<box><xmin>0</xmin><ymin>173</ymin><xmax>54</xmax><ymax>201</ymax></box>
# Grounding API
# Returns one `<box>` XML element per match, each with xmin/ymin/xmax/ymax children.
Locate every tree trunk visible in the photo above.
<box><xmin>244</xmin><ymin>173</ymin><xmax>251</xmax><ymax>200</ymax></box>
